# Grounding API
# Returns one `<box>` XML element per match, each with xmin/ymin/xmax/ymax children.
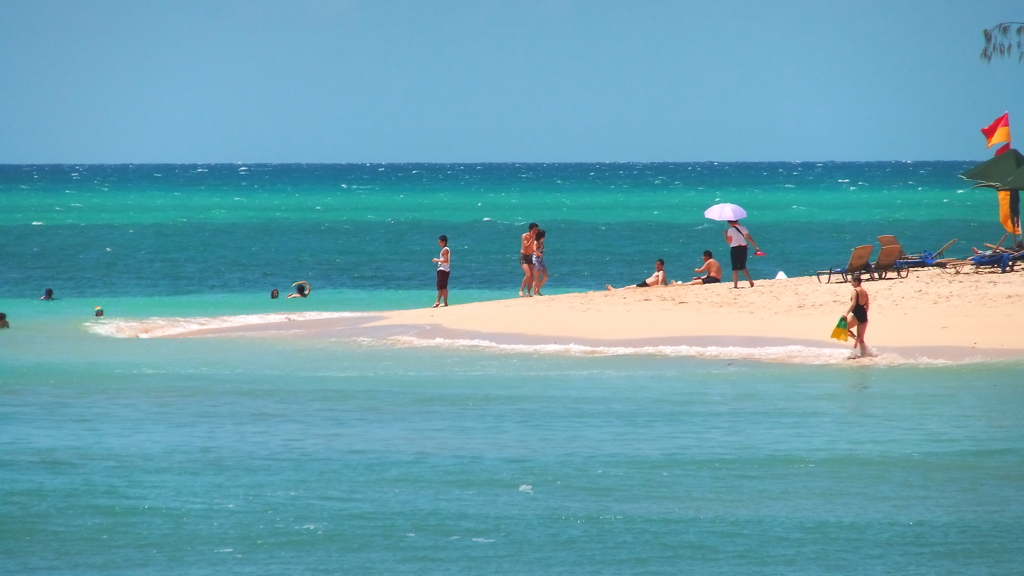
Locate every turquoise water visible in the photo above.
<box><xmin>0</xmin><ymin>162</ymin><xmax>1003</xmax><ymax>297</ymax></box>
<box><xmin>2</xmin><ymin>164</ymin><xmax>1023</xmax><ymax>574</ymax></box>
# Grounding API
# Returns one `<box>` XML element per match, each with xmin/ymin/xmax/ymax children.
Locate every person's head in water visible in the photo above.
<box><xmin>271</xmin><ymin>289</ymin><xmax>279</xmax><ymax>299</ymax></box>
<box><xmin>438</xmin><ymin>235</ymin><xmax>448</xmax><ymax>247</ymax></box>
<box><xmin>0</xmin><ymin>312</ymin><xmax>7</xmax><ymax>328</ymax></box>
<box><xmin>296</xmin><ymin>284</ymin><xmax>307</xmax><ymax>296</ymax></box>
<box><xmin>41</xmin><ymin>288</ymin><xmax>53</xmax><ymax>300</ymax></box>
<box><xmin>94</xmin><ymin>307</ymin><xmax>103</xmax><ymax>317</ymax></box>
<box><xmin>535</xmin><ymin>229</ymin><xmax>545</xmax><ymax>241</ymax></box>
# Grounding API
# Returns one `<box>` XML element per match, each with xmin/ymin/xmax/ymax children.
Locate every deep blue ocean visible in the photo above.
<box><xmin>2</xmin><ymin>163</ymin><xmax>1022</xmax><ymax>574</ymax></box>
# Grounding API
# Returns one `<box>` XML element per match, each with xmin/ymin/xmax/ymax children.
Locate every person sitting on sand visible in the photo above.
<box><xmin>0</xmin><ymin>312</ymin><xmax>9</xmax><ymax>329</ymax></box>
<box><xmin>287</xmin><ymin>281</ymin><xmax>311</xmax><ymax>298</ymax></box>
<box><xmin>677</xmin><ymin>250</ymin><xmax>722</xmax><ymax>285</ymax></box>
<box><xmin>845</xmin><ymin>274</ymin><xmax>869</xmax><ymax>356</ymax></box>
<box><xmin>607</xmin><ymin>259</ymin><xmax>667</xmax><ymax>290</ymax></box>
<box><xmin>41</xmin><ymin>288</ymin><xmax>54</xmax><ymax>300</ymax></box>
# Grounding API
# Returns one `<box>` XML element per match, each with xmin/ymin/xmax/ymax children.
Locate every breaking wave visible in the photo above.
<box><xmin>377</xmin><ymin>336</ymin><xmax>954</xmax><ymax>366</ymax></box>
<box><xmin>87</xmin><ymin>311</ymin><xmax>366</xmax><ymax>338</ymax></box>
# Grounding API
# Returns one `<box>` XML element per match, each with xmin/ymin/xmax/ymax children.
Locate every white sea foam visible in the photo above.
<box><xmin>379</xmin><ymin>336</ymin><xmax>952</xmax><ymax>366</ymax></box>
<box><xmin>87</xmin><ymin>311</ymin><xmax>366</xmax><ymax>339</ymax></box>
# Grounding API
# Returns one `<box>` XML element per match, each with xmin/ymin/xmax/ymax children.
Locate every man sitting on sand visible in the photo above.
<box><xmin>607</xmin><ymin>259</ymin><xmax>668</xmax><ymax>290</ymax></box>
<box><xmin>677</xmin><ymin>250</ymin><xmax>722</xmax><ymax>285</ymax></box>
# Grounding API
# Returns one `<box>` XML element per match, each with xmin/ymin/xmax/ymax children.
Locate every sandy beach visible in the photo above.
<box><xmin>175</xmin><ymin>267</ymin><xmax>1024</xmax><ymax>362</ymax></box>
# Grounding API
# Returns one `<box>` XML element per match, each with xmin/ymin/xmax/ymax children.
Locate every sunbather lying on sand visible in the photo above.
<box><xmin>607</xmin><ymin>259</ymin><xmax>667</xmax><ymax>290</ymax></box>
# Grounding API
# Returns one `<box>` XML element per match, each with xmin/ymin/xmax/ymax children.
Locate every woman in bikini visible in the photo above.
<box><xmin>845</xmin><ymin>274</ymin><xmax>869</xmax><ymax>355</ymax></box>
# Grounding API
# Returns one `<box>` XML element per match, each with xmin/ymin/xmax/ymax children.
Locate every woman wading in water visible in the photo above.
<box><xmin>845</xmin><ymin>274</ymin><xmax>870</xmax><ymax>356</ymax></box>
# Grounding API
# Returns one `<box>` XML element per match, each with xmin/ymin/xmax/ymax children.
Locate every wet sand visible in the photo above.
<box><xmin>176</xmin><ymin>268</ymin><xmax>1024</xmax><ymax>363</ymax></box>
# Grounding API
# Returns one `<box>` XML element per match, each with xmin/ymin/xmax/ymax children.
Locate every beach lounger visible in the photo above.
<box><xmin>884</xmin><ymin>236</ymin><xmax>958</xmax><ymax>268</ymax></box>
<box><xmin>877</xmin><ymin>235</ymin><xmax>905</xmax><ymax>258</ymax></box>
<box><xmin>869</xmin><ymin>244</ymin><xmax>908</xmax><ymax>279</ymax></box>
<box><xmin>940</xmin><ymin>249</ymin><xmax>1024</xmax><ymax>274</ymax></box>
<box><xmin>816</xmin><ymin>245</ymin><xmax>874</xmax><ymax>283</ymax></box>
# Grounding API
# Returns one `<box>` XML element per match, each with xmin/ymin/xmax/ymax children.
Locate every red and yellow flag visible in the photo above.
<box><xmin>982</xmin><ymin>113</ymin><xmax>1011</xmax><ymax>148</ymax></box>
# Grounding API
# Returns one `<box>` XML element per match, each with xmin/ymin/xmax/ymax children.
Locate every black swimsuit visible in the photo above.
<box><xmin>852</xmin><ymin>291</ymin><xmax>868</xmax><ymax>323</ymax></box>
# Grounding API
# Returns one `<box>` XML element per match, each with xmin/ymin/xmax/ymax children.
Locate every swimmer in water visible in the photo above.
<box><xmin>287</xmin><ymin>281</ymin><xmax>311</xmax><ymax>298</ymax></box>
<box><xmin>41</xmin><ymin>288</ymin><xmax>54</xmax><ymax>300</ymax></box>
<box><xmin>0</xmin><ymin>312</ymin><xmax>9</xmax><ymax>328</ymax></box>
<box><xmin>94</xmin><ymin>307</ymin><xmax>104</xmax><ymax>317</ymax></box>
<box><xmin>271</xmin><ymin>289</ymin><xmax>279</xmax><ymax>299</ymax></box>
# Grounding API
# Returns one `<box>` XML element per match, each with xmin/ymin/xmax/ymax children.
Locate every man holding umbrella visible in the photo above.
<box><xmin>704</xmin><ymin>203</ymin><xmax>763</xmax><ymax>289</ymax></box>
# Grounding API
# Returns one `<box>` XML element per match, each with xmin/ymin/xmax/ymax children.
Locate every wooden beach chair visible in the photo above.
<box><xmin>940</xmin><ymin>249</ymin><xmax>1024</xmax><ymax>275</ymax></box>
<box><xmin>877</xmin><ymin>235</ymin><xmax>906</xmax><ymax>258</ymax></box>
<box><xmin>973</xmin><ymin>249</ymin><xmax>1024</xmax><ymax>273</ymax></box>
<box><xmin>930</xmin><ymin>238</ymin><xmax>959</xmax><ymax>260</ymax></box>
<box><xmin>869</xmin><ymin>244</ymin><xmax>908</xmax><ymax>279</ymax></box>
<box><xmin>881</xmin><ymin>235</ymin><xmax>958</xmax><ymax>268</ymax></box>
<box><xmin>816</xmin><ymin>245</ymin><xmax>874</xmax><ymax>284</ymax></box>
<box><xmin>983</xmin><ymin>233</ymin><xmax>1011</xmax><ymax>254</ymax></box>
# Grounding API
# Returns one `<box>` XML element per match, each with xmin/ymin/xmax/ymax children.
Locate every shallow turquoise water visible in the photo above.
<box><xmin>3</xmin><ymin>336</ymin><xmax>1022</xmax><ymax>574</ymax></box>
<box><xmin>1</xmin><ymin>164</ymin><xmax>1022</xmax><ymax>574</ymax></box>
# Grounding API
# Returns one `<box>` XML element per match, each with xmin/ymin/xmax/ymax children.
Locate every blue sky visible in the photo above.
<box><xmin>2</xmin><ymin>0</ymin><xmax>1023</xmax><ymax>163</ymax></box>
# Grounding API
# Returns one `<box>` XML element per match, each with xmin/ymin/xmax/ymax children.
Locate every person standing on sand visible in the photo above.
<box><xmin>519</xmin><ymin>223</ymin><xmax>539</xmax><ymax>297</ymax></box>
<box><xmin>724</xmin><ymin>220</ymin><xmax>760</xmax><ymax>288</ymax></box>
<box><xmin>845</xmin><ymin>274</ymin><xmax>870</xmax><ymax>356</ymax></box>
<box><xmin>607</xmin><ymin>259</ymin><xmax>668</xmax><ymax>290</ymax></box>
<box><xmin>532</xmin><ymin>229</ymin><xmax>548</xmax><ymax>296</ymax></box>
<box><xmin>432</xmin><ymin>235</ymin><xmax>451</xmax><ymax>308</ymax></box>
<box><xmin>677</xmin><ymin>250</ymin><xmax>722</xmax><ymax>285</ymax></box>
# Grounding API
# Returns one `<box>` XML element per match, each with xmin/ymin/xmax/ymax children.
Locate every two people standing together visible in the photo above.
<box><xmin>519</xmin><ymin>223</ymin><xmax>547</xmax><ymax>297</ymax></box>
